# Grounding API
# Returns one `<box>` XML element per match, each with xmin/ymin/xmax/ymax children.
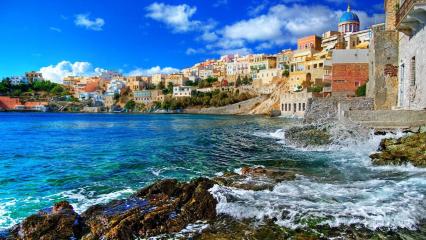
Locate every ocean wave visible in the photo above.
<box><xmin>209</xmin><ymin>176</ymin><xmax>426</xmax><ymax>230</ymax></box>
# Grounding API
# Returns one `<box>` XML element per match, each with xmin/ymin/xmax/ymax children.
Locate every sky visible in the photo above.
<box><xmin>0</xmin><ymin>0</ymin><xmax>385</xmax><ymax>82</ymax></box>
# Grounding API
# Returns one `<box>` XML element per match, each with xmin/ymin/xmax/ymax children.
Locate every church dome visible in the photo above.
<box><xmin>339</xmin><ymin>11</ymin><xmax>360</xmax><ymax>23</ymax></box>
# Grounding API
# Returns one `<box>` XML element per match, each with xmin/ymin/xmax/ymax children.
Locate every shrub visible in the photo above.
<box><xmin>356</xmin><ymin>84</ymin><xmax>366</xmax><ymax>96</ymax></box>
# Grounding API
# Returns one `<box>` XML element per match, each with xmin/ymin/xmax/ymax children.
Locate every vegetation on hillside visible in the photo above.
<box><xmin>0</xmin><ymin>79</ymin><xmax>70</xmax><ymax>98</ymax></box>
<box><xmin>155</xmin><ymin>89</ymin><xmax>254</xmax><ymax>111</ymax></box>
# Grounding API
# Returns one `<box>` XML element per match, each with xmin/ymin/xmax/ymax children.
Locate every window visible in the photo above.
<box><xmin>410</xmin><ymin>57</ymin><xmax>416</xmax><ymax>86</ymax></box>
<box><xmin>303</xmin><ymin>103</ymin><xmax>306</xmax><ymax>111</ymax></box>
<box><xmin>319</xmin><ymin>63</ymin><xmax>323</xmax><ymax>68</ymax></box>
<box><xmin>355</xmin><ymin>81</ymin><xmax>360</xmax><ymax>87</ymax></box>
<box><xmin>284</xmin><ymin>104</ymin><xmax>287</xmax><ymax>111</ymax></box>
<box><xmin>293</xmin><ymin>103</ymin><xmax>297</xmax><ymax>112</ymax></box>
<box><xmin>289</xmin><ymin>104</ymin><xmax>291</xmax><ymax>111</ymax></box>
<box><xmin>313</xmin><ymin>64</ymin><xmax>318</xmax><ymax>68</ymax></box>
<box><xmin>298</xmin><ymin>103</ymin><xmax>301</xmax><ymax>111</ymax></box>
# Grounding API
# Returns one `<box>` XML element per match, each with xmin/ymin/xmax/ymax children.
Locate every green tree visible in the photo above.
<box><xmin>124</xmin><ymin>100</ymin><xmax>136</xmax><ymax>111</ymax></box>
<box><xmin>356</xmin><ymin>84</ymin><xmax>366</xmax><ymax>96</ymax></box>
<box><xmin>50</xmin><ymin>85</ymin><xmax>64</xmax><ymax>95</ymax></box>
<box><xmin>113</xmin><ymin>93</ymin><xmax>120</xmax><ymax>101</ymax></box>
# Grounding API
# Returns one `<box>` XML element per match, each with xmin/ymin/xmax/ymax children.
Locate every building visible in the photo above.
<box><xmin>126</xmin><ymin>76</ymin><xmax>147</xmax><ymax>91</ymax></box>
<box><xmin>106</xmin><ymin>79</ymin><xmax>126</xmax><ymax>95</ymax></box>
<box><xmin>0</xmin><ymin>96</ymin><xmax>48</xmax><ymax>111</ymax></box>
<box><xmin>280</xmin><ymin>91</ymin><xmax>313</xmax><ymax>118</ymax></box>
<box><xmin>165</xmin><ymin>73</ymin><xmax>187</xmax><ymax>86</ymax></box>
<box><xmin>9</xmin><ymin>76</ymin><xmax>29</xmax><ymax>85</ymax></box>
<box><xmin>249</xmin><ymin>55</ymin><xmax>277</xmax><ymax>80</ymax></box>
<box><xmin>173</xmin><ymin>86</ymin><xmax>192</xmax><ymax>97</ymax></box>
<box><xmin>338</xmin><ymin>5</ymin><xmax>360</xmax><ymax>33</ymax></box>
<box><xmin>297</xmin><ymin>35</ymin><xmax>322</xmax><ymax>51</ymax></box>
<box><xmin>25</xmin><ymin>71</ymin><xmax>43</xmax><ymax>83</ymax></box>
<box><xmin>253</xmin><ymin>69</ymin><xmax>282</xmax><ymax>90</ymax></box>
<box><xmin>331</xmin><ymin>49</ymin><xmax>369</xmax><ymax>96</ymax></box>
<box><xmin>396</xmin><ymin>0</ymin><xmax>426</xmax><ymax>110</ymax></box>
<box><xmin>134</xmin><ymin>90</ymin><xmax>163</xmax><ymax>104</ymax></box>
<box><xmin>152</xmin><ymin>74</ymin><xmax>166</xmax><ymax>86</ymax></box>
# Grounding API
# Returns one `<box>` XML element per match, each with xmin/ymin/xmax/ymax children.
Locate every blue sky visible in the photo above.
<box><xmin>0</xmin><ymin>0</ymin><xmax>385</xmax><ymax>82</ymax></box>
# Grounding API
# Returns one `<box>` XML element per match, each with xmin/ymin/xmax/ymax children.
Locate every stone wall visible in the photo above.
<box><xmin>304</xmin><ymin>97</ymin><xmax>374</xmax><ymax>124</ymax></box>
<box><xmin>367</xmin><ymin>26</ymin><xmax>399</xmax><ymax>110</ymax></box>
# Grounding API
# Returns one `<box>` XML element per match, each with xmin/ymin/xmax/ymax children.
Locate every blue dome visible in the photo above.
<box><xmin>339</xmin><ymin>6</ymin><xmax>360</xmax><ymax>23</ymax></box>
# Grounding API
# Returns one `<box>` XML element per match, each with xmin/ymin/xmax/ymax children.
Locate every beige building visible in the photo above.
<box><xmin>126</xmin><ymin>76</ymin><xmax>147</xmax><ymax>91</ymax></box>
<box><xmin>152</xmin><ymin>74</ymin><xmax>166</xmax><ymax>86</ymax></box>
<box><xmin>280</xmin><ymin>91</ymin><xmax>313</xmax><ymax>118</ymax></box>
<box><xmin>165</xmin><ymin>73</ymin><xmax>187</xmax><ymax>86</ymax></box>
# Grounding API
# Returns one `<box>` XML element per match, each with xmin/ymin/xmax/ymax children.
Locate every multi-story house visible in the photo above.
<box><xmin>173</xmin><ymin>86</ymin><xmax>192</xmax><ymax>97</ymax></box>
<box><xmin>165</xmin><ymin>73</ymin><xmax>187</xmax><ymax>86</ymax></box>
<box><xmin>396</xmin><ymin>0</ymin><xmax>426</xmax><ymax>110</ymax></box>
<box><xmin>25</xmin><ymin>71</ymin><xmax>43</xmax><ymax>83</ymax></box>
<box><xmin>152</xmin><ymin>74</ymin><xmax>166</xmax><ymax>86</ymax></box>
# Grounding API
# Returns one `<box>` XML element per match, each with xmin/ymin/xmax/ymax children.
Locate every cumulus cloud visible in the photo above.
<box><xmin>145</xmin><ymin>2</ymin><xmax>199</xmax><ymax>32</ymax></box>
<box><xmin>74</xmin><ymin>14</ymin><xmax>105</xmax><ymax>31</ymax></box>
<box><xmin>128</xmin><ymin>66</ymin><xmax>180</xmax><ymax>76</ymax></box>
<box><xmin>186</xmin><ymin>48</ymin><xmax>206</xmax><ymax>55</ymax></box>
<box><xmin>39</xmin><ymin>61</ymin><xmax>100</xmax><ymax>83</ymax></box>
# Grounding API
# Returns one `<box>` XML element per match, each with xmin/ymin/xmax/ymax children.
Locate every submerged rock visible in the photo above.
<box><xmin>285</xmin><ymin>125</ymin><xmax>332</xmax><ymax>147</ymax></box>
<box><xmin>213</xmin><ymin>167</ymin><xmax>296</xmax><ymax>191</ymax></box>
<box><xmin>370</xmin><ymin>132</ymin><xmax>426</xmax><ymax>167</ymax></box>
<box><xmin>9</xmin><ymin>201</ymin><xmax>84</xmax><ymax>240</ymax></box>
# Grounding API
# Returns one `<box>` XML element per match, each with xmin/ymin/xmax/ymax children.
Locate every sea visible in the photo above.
<box><xmin>0</xmin><ymin>112</ymin><xmax>425</xmax><ymax>233</ymax></box>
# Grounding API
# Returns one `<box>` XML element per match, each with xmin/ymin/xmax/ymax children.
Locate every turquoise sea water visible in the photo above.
<box><xmin>0</xmin><ymin>113</ymin><xmax>425</xmax><ymax>231</ymax></box>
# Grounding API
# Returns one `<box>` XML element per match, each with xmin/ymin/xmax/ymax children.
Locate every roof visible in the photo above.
<box><xmin>339</xmin><ymin>5</ymin><xmax>360</xmax><ymax>24</ymax></box>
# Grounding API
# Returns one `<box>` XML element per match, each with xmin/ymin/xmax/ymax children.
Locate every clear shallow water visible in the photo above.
<box><xmin>0</xmin><ymin>113</ymin><xmax>425</xmax><ymax>232</ymax></box>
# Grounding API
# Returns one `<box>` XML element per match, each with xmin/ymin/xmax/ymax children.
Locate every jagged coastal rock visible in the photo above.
<box><xmin>370</xmin><ymin>132</ymin><xmax>426</xmax><ymax>167</ymax></box>
<box><xmin>285</xmin><ymin>125</ymin><xmax>332</xmax><ymax>147</ymax></box>
<box><xmin>6</xmin><ymin>178</ymin><xmax>217</xmax><ymax>240</ymax></box>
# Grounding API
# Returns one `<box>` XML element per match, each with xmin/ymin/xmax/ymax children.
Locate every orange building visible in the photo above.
<box><xmin>331</xmin><ymin>49</ymin><xmax>369</xmax><ymax>96</ymax></box>
<box><xmin>297</xmin><ymin>35</ymin><xmax>322</xmax><ymax>51</ymax></box>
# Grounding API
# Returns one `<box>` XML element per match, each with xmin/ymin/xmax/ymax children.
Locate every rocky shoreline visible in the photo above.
<box><xmin>2</xmin><ymin>129</ymin><xmax>426</xmax><ymax>240</ymax></box>
<box><xmin>2</xmin><ymin>165</ymin><xmax>426</xmax><ymax>239</ymax></box>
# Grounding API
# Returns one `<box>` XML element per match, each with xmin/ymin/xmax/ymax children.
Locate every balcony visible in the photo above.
<box><xmin>396</xmin><ymin>0</ymin><xmax>426</xmax><ymax>36</ymax></box>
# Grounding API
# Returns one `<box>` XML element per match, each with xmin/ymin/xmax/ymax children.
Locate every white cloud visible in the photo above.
<box><xmin>128</xmin><ymin>66</ymin><xmax>180</xmax><ymax>76</ymax></box>
<box><xmin>74</xmin><ymin>14</ymin><xmax>105</xmax><ymax>31</ymax></box>
<box><xmin>186</xmin><ymin>48</ymin><xmax>206</xmax><ymax>55</ymax></box>
<box><xmin>40</xmin><ymin>61</ymin><xmax>100</xmax><ymax>83</ymax></box>
<box><xmin>145</xmin><ymin>2</ymin><xmax>199</xmax><ymax>32</ymax></box>
<box><xmin>49</xmin><ymin>27</ymin><xmax>62</xmax><ymax>33</ymax></box>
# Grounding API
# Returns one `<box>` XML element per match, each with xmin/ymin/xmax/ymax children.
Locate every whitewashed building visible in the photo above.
<box><xmin>9</xmin><ymin>76</ymin><xmax>29</xmax><ymax>85</ymax></box>
<box><xmin>173</xmin><ymin>86</ymin><xmax>192</xmax><ymax>97</ymax></box>
<box><xmin>396</xmin><ymin>0</ymin><xmax>426</xmax><ymax>110</ymax></box>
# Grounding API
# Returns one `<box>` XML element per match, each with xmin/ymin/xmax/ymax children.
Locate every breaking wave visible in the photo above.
<box><xmin>217</xmin><ymin>124</ymin><xmax>426</xmax><ymax>230</ymax></box>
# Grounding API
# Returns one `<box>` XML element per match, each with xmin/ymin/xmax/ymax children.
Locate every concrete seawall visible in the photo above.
<box><xmin>346</xmin><ymin>110</ymin><xmax>426</xmax><ymax>129</ymax></box>
<box><xmin>184</xmin><ymin>96</ymin><xmax>268</xmax><ymax>115</ymax></box>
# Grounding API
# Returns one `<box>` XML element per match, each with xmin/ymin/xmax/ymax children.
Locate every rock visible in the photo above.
<box><xmin>213</xmin><ymin>167</ymin><xmax>296</xmax><ymax>191</ymax></box>
<box><xmin>81</xmin><ymin>177</ymin><xmax>217</xmax><ymax>239</ymax></box>
<box><xmin>370</xmin><ymin>132</ymin><xmax>426</xmax><ymax>167</ymax></box>
<box><xmin>285</xmin><ymin>125</ymin><xmax>332</xmax><ymax>147</ymax></box>
<box><xmin>10</xmin><ymin>201</ymin><xmax>84</xmax><ymax>240</ymax></box>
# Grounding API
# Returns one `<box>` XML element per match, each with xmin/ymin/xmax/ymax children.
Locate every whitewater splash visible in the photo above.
<box><xmin>211</xmin><ymin>125</ymin><xmax>426</xmax><ymax>231</ymax></box>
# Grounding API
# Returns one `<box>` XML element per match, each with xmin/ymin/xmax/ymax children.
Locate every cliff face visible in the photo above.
<box><xmin>249</xmin><ymin>81</ymin><xmax>289</xmax><ymax>115</ymax></box>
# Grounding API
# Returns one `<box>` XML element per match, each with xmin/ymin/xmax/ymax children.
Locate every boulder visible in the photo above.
<box><xmin>10</xmin><ymin>201</ymin><xmax>84</xmax><ymax>240</ymax></box>
<box><xmin>370</xmin><ymin>132</ymin><xmax>426</xmax><ymax>167</ymax></box>
<box><xmin>81</xmin><ymin>177</ymin><xmax>217</xmax><ymax>239</ymax></box>
<box><xmin>285</xmin><ymin>125</ymin><xmax>331</xmax><ymax>147</ymax></box>
<box><xmin>214</xmin><ymin>167</ymin><xmax>296</xmax><ymax>191</ymax></box>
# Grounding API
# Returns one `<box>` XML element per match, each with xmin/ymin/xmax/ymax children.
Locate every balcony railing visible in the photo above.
<box><xmin>397</xmin><ymin>0</ymin><xmax>426</xmax><ymax>26</ymax></box>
